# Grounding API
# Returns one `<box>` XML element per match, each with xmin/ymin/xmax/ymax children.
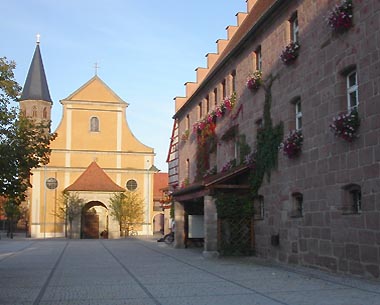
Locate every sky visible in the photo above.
<box><xmin>2</xmin><ymin>1</ymin><xmax>248</xmax><ymax>172</ymax></box>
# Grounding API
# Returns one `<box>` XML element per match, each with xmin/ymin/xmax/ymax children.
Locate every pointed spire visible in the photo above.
<box><xmin>20</xmin><ymin>36</ymin><xmax>52</xmax><ymax>103</ymax></box>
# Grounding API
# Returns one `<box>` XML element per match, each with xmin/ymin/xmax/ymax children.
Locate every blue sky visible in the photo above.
<box><xmin>3</xmin><ymin>1</ymin><xmax>247</xmax><ymax>171</ymax></box>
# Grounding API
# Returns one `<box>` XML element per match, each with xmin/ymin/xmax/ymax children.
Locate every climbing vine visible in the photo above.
<box><xmin>215</xmin><ymin>193</ymin><xmax>253</xmax><ymax>219</ymax></box>
<box><xmin>195</xmin><ymin>122</ymin><xmax>217</xmax><ymax>180</ymax></box>
<box><xmin>250</xmin><ymin>74</ymin><xmax>283</xmax><ymax>196</ymax></box>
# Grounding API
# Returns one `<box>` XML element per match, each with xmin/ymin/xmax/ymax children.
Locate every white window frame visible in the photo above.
<box><xmin>351</xmin><ymin>188</ymin><xmax>362</xmax><ymax>214</ymax></box>
<box><xmin>295</xmin><ymin>100</ymin><xmax>302</xmax><ymax>131</ymax></box>
<box><xmin>347</xmin><ymin>71</ymin><xmax>359</xmax><ymax>111</ymax></box>
<box><xmin>255</xmin><ymin>46</ymin><xmax>262</xmax><ymax>71</ymax></box>
<box><xmin>291</xmin><ymin>14</ymin><xmax>299</xmax><ymax>43</ymax></box>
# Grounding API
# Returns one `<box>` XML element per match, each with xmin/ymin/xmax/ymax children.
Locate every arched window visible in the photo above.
<box><xmin>342</xmin><ymin>184</ymin><xmax>362</xmax><ymax>214</ymax></box>
<box><xmin>32</xmin><ymin>106</ymin><xmax>37</xmax><ymax>118</ymax></box>
<box><xmin>43</xmin><ymin>107</ymin><xmax>48</xmax><ymax>119</ymax></box>
<box><xmin>291</xmin><ymin>192</ymin><xmax>303</xmax><ymax>218</ymax></box>
<box><xmin>90</xmin><ymin>117</ymin><xmax>99</xmax><ymax>132</ymax></box>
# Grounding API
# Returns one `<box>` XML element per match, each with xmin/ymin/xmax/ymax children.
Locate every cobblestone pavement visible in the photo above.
<box><xmin>0</xmin><ymin>236</ymin><xmax>379</xmax><ymax>305</ymax></box>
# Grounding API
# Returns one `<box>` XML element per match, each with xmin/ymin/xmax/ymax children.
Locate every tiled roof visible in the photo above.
<box><xmin>153</xmin><ymin>172</ymin><xmax>168</xmax><ymax>199</ymax></box>
<box><xmin>65</xmin><ymin>162</ymin><xmax>125</xmax><ymax>192</ymax></box>
<box><xmin>21</xmin><ymin>43</ymin><xmax>52</xmax><ymax>103</ymax></box>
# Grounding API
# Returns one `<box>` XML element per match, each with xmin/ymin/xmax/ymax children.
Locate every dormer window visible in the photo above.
<box><xmin>90</xmin><ymin>117</ymin><xmax>99</xmax><ymax>132</ymax></box>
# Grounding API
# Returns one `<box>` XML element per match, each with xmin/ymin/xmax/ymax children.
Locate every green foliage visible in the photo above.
<box><xmin>238</xmin><ymin>134</ymin><xmax>251</xmax><ymax>165</ymax></box>
<box><xmin>249</xmin><ymin>75</ymin><xmax>284</xmax><ymax>196</ymax></box>
<box><xmin>54</xmin><ymin>191</ymin><xmax>84</xmax><ymax>238</ymax></box>
<box><xmin>195</xmin><ymin>122</ymin><xmax>217</xmax><ymax>180</ymax></box>
<box><xmin>3</xmin><ymin>198</ymin><xmax>21</xmax><ymax>220</ymax></box>
<box><xmin>109</xmin><ymin>191</ymin><xmax>144</xmax><ymax>232</ymax></box>
<box><xmin>56</xmin><ymin>191</ymin><xmax>84</xmax><ymax>222</ymax></box>
<box><xmin>215</xmin><ymin>193</ymin><xmax>253</xmax><ymax>219</ymax></box>
<box><xmin>0</xmin><ymin>57</ymin><xmax>56</xmax><ymax>204</ymax></box>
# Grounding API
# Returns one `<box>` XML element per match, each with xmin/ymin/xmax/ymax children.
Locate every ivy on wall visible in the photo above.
<box><xmin>215</xmin><ymin>193</ymin><xmax>253</xmax><ymax>219</ymax></box>
<box><xmin>195</xmin><ymin>122</ymin><xmax>217</xmax><ymax>180</ymax></box>
<box><xmin>250</xmin><ymin>74</ymin><xmax>284</xmax><ymax>196</ymax></box>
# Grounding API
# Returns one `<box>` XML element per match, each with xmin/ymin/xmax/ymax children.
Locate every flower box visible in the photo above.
<box><xmin>330</xmin><ymin>109</ymin><xmax>360</xmax><ymax>142</ymax></box>
<box><xmin>246</xmin><ymin>70</ymin><xmax>262</xmax><ymax>91</ymax></box>
<box><xmin>282</xmin><ymin>130</ymin><xmax>303</xmax><ymax>158</ymax></box>
<box><xmin>280</xmin><ymin>42</ymin><xmax>300</xmax><ymax>65</ymax></box>
<box><xmin>327</xmin><ymin>0</ymin><xmax>353</xmax><ymax>32</ymax></box>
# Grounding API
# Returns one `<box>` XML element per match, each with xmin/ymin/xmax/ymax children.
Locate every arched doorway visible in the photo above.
<box><xmin>81</xmin><ymin>201</ymin><xmax>108</xmax><ymax>239</ymax></box>
<box><xmin>153</xmin><ymin>213</ymin><xmax>164</xmax><ymax>234</ymax></box>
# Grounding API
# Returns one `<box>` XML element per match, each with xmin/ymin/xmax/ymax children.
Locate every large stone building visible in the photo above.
<box><xmin>20</xmin><ymin>40</ymin><xmax>159</xmax><ymax>239</ymax></box>
<box><xmin>171</xmin><ymin>0</ymin><xmax>380</xmax><ymax>278</ymax></box>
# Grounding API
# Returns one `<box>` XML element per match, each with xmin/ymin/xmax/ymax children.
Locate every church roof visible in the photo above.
<box><xmin>65</xmin><ymin>161</ymin><xmax>125</xmax><ymax>192</ymax></box>
<box><xmin>20</xmin><ymin>42</ymin><xmax>52</xmax><ymax>103</ymax></box>
<box><xmin>63</xmin><ymin>75</ymin><xmax>127</xmax><ymax>104</ymax></box>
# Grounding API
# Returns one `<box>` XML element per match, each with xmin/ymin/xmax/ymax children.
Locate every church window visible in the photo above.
<box><xmin>90</xmin><ymin>117</ymin><xmax>100</xmax><ymax>132</ymax></box>
<box><xmin>126</xmin><ymin>179</ymin><xmax>138</xmax><ymax>191</ymax></box>
<box><xmin>43</xmin><ymin>107</ymin><xmax>48</xmax><ymax>119</ymax></box>
<box><xmin>32</xmin><ymin>106</ymin><xmax>37</xmax><ymax>118</ymax></box>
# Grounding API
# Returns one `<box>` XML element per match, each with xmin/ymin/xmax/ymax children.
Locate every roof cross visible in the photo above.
<box><xmin>94</xmin><ymin>62</ymin><xmax>100</xmax><ymax>76</ymax></box>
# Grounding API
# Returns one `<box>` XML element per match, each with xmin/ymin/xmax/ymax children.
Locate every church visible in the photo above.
<box><xmin>19</xmin><ymin>39</ymin><xmax>158</xmax><ymax>239</ymax></box>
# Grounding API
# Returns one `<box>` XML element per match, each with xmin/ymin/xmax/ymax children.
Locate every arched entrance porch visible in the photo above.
<box><xmin>81</xmin><ymin>201</ymin><xmax>108</xmax><ymax>239</ymax></box>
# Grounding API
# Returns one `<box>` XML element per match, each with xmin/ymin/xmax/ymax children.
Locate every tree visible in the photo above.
<box><xmin>3</xmin><ymin>198</ymin><xmax>21</xmax><ymax>239</ymax></box>
<box><xmin>109</xmin><ymin>191</ymin><xmax>144</xmax><ymax>236</ymax></box>
<box><xmin>55</xmin><ymin>191</ymin><xmax>84</xmax><ymax>238</ymax></box>
<box><xmin>0</xmin><ymin>57</ymin><xmax>56</xmax><ymax>204</ymax></box>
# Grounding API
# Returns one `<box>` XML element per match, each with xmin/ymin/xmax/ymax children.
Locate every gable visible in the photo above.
<box><xmin>65</xmin><ymin>76</ymin><xmax>126</xmax><ymax>104</ymax></box>
<box><xmin>65</xmin><ymin>161</ymin><xmax>125</xmax><ymax>192</ymax></box>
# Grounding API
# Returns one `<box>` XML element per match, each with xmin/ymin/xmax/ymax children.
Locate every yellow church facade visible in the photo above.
<box><xmin>21</xmin><ymin>42</ymin><xmax>157</xmax><ymax>239</ymax></box>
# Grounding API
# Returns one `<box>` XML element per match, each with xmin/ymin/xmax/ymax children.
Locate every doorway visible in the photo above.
<box><xmin>81</xmin><ymin>201</ymin><xmax>108</xmax><ymax>239</ymax></box>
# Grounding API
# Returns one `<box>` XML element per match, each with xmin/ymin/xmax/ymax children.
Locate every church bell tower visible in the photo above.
<box><xmin>19</xmin><ymin>35</ymin><xmax>52</xmax><ymax>124</ymax></box>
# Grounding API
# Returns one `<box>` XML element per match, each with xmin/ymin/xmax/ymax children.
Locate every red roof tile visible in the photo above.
<box><xmin>153</xmin><ymin>172</ymin><xmax>168</xmax><ymax>199</ymax></box>
<box><xmin>65</xmin><ymin>162</ymin><xmax>125</xmax><ymax>192</ymax></box>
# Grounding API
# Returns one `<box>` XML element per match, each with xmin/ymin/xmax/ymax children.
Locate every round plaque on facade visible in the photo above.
<box><xmin>46</xmin><ymin>177</ymin><xmax>58</xmax><ymax>189</ymax></box>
